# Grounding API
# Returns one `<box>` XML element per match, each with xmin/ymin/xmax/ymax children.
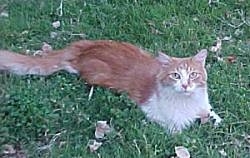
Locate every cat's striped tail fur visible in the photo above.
<box><xmin>0</xmin><ymin>49</ymin><xmax>78</xmax><ymax>75</ymax></box>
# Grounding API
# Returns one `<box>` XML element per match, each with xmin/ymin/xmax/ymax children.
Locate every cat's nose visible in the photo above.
<box><xmin>182</xmin><ymin>84</ymin><xmax>188</xmax><ymax>90</ymax></box>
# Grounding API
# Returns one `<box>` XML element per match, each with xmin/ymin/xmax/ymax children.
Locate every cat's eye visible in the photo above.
<box><xmin>170</xmin><ymin>73</ymin><xmax>181</xmax><ymax>80</ymax></box>
<box><xmin>189</xmin><ymin>72</ymin><xmax>198</xmax><ymax>80</ymax></box>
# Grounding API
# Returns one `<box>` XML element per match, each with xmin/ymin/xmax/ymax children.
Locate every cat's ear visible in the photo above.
<box><xmin>156</xmin><ymin>51</ymin><xmax>172</xmax><ymax>64</ymax></box>
<box><xmin>193</xmin><ymin>49</ymin><xmax>207</xmax><ymax>66</ymax></box>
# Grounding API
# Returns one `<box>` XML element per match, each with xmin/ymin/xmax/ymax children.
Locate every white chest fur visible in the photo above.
<box><xmin>140</xmin><ymin>86</ymin><xmax>212</xmax><ymax>132</ymax></box>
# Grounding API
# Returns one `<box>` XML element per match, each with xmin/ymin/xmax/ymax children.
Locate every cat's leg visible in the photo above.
<box><xmin>206</xmin><ymin>103</ymin><xmax>223</xmax><ymax>126</ymax></box>
<box><xmin>198</xmin><ymin>110</ymin><xmax>210</xmax><ymax>124</ymax></box>
<box><xmin>209</xmin><ymin>110</ymin><xmax>222</xmax><ymax>126</ymax></box>
<box><xmin>197</xmin><ymin>105</ymin><xmax>222</xmax><ymax>126</ymax></box>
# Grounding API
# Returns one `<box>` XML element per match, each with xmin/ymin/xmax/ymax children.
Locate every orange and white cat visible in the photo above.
<box><xmin>0</xmin><ymin>40</ymin><xmax>222</xmax><ymax>133</ymax></box>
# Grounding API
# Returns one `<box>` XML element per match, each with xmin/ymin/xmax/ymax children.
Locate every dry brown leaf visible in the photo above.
<box><xmin>175</xmin><ymin>146</ymin><xmax>190</xmax><ymax>158</ymax></box>
<box><xmin>87</xmin><ymin>140</ymin><xmax>102</xmax><ymax>152</ymax></box>
<box><xmin>226</xmin><ymin>55</ymin><xmax>237</xmax><ymax>63</ymax></box>
<box><xmin>95</xmin><ymin>121</ymin><xmax>111</xmax><ymax>139</ymax></box>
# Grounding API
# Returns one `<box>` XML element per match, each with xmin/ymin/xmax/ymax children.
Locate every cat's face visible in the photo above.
<box><xmin>157</xmin><ymin>49</ymin><xmax>208</xmax><ymax>95</ymax></box>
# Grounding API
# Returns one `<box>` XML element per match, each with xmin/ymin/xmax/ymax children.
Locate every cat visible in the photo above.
<box><xmin>0</xmin><ymin>40</ymin><xmax>222</xmax><ymax>133</ymax></box>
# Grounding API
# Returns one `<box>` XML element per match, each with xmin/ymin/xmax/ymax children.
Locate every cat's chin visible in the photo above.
<box><xmin>177</xmin><ymin>90</ymin><xmax>194</xmax><ymax>96</ymax></box>
<box><xmin>183</xmin><ymin>91</ymin><xmax>193</xmax><ymax>96</ymax></box>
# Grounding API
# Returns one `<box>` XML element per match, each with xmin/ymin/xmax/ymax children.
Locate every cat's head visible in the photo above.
<box><xmin>156</xmin><ymin>49</ymin><xmax>208</xmax><ymax>95</ymax></box>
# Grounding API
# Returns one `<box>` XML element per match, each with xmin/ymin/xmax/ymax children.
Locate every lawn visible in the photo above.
<box><xmin>0</xmin><ymin>0</ymin><xmax>249</xmax><ymax>157</ymax></box>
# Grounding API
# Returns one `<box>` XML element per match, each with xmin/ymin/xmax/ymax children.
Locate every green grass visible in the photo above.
<box><xmin>0</xmin><ymin>0</ymin><xmax>249</xmax><ymax>157</ymax></box>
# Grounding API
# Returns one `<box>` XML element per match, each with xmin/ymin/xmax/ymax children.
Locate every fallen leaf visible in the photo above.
<box><xmin>87</xmin><ymin>139</ymin><xmax>102</xmax><ymax>152</ymax></box>
<box><xmin>217</xmin><ymin>56</ymin><xmax>224</xmax><ymax>62</ymax></box>
<box><xmin>193</xmin><ymin>17</ymin><xmax>199</xmax><ymax>22</ymax></box>
<box><xmin>33</xmin><ymin>50</ymin><xmax>43</xmax><ymax>56</ymax></box>
<box><xmin>50</xmin><ymin>32</ymin><xmax>58</xmax><ymax>38</ymax></box>
<box><xmin>95</xmin><ymin>121</ymin><xmax>111</xmax><ymax>139</ymax></box>
<box><xmin>226</xmin><ymin>55</ymin><xmax>237</xmax><ymax>63</ymax></box>
<box><xmin>2</xmin><ymin>144</ymin><xmax>16</xmax><ymax>154</ymax></box>
<box><xmin>175</xmin><ymin>146</ymin><xmax>190</xmax><ymax>158</ymax></box>
<box><xmin>0</xmin><ymin>11</ymin><xmax>8</xmax><ymax>17</ymax></box>
<box><xmin>2</xmin><ymin>144</ymin><xmax>27</xmax><ymax>158</ymax></box>
<box><xmin>52</xmin><ymin>21</ymin><xmax>60</xmax><ymax>28</ymax></box>
<box><xmin>222</xmin><ymin>36</ymin><xmax>232</xmax><ymax>41</ymax></box>
<box><xmin>42</xmin><ymin>42</ymin><xmax>53</xmax><ymax>53</ymax></box>
<box><xmin>210</xmin><ymin>37</ymin><xmax>222</xmax><ymax>53</ymax></box>
<box><xmin>218</xmin><ymin>149</ymin><xmax>227</xmax><ymax>157</ymax></box>
<box><xmin>210</xmin><ymin>37</ymin><xmax>225</xmax><ymax>62</ymax></box>
<box><xmin>21</xmin><ymin>30</ymin><xmax>29</xmax><ymax>35</ymax></box>
<box><xmin>33</xmin><ymin>42</ymin><xmax>53</xmax><ymax>56</ymax></box>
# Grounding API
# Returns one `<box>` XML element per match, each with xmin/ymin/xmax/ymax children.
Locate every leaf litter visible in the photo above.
<box><xmin>87</xmin><ymin>140</ymin><xmax>103</xmax><ymax>152</ymax></box>
<box><xmin>52</xmin><ymin>21</ymin><xmax>61</xmax><ymax>29</ymax></box>
<box><xmin>0</xmin><ymin>4</ymin><xmax>8</xmax><ymax>18</ymax></box>
<box><xmin>210</xmin><ymin>37</ymin><xmax>222</xmax><ymax>53</ymax></box>
<box><xmin>218</xmin><ymin>149</ymin><xmax>227</xmax><ymax>157</ymax></box>
<box><xmin>41</xmin><ymin>42</ymin><xmax>53</xmax><ymax>53</ymax></box>
<box><xmin>33</xmin><ymin>42</ymin><xmax>53</xmax><ymax>56</ymax></box>
<box><xmin>0</xmin><ymin>11</ymin><xmax>8</xmax><ymax>17</ymax></box>
<box><xmin>95</xmin><ymin>120</ymin><xmax>112</xmax><ymax>139</ymax></box>
<box><xmin>87</xmin><ymin>121</ymin><xmax>112</xmax><ymax>152</ymax></box>
<box><xmin>1</xmin><ymin>144</ymin><xmax>27</xmax><ymax>158</ymax></box>
<box><xmin>174</xmin><ymin>146</ymin><xmax>190</xmax><ymax>158</ymax></box>
<box><xmin>209</xmin><ymin>37</ymin><xmax>237</xmax><ymax>64</ymax></box>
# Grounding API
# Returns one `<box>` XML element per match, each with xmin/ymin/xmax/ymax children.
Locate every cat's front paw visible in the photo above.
<box><xmin>213</xmin><ymin>115</ymin><xmax>222</xmax><ymax>126</ymax></box>
<box><xmin>210</xmin><ymin>110</ymin><xmax>222</xmax><ymax>126</ymax></box>
<box><xmin>198</xmin><ymin>110</ymin><xmax>210</xmax><ymax>124</ymax></box>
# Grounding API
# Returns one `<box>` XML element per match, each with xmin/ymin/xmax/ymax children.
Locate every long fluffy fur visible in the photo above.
<box><xmin>0</xmin><ymin>40</ymin><xmax>222</xmax><ymax>132</ymax></box>
<box><xmin>0</xmin><ymin>40</ymin><xmax>160</xmax><ymax>104</ymax></box>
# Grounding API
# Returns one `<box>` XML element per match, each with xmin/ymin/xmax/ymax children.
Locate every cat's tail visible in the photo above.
<box><xmin>0</xmin><ymin>50</ymin><xmax>78</xmax><ymax>75</ymax></box>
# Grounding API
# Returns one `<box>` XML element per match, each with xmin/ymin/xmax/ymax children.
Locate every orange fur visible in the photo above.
<box><xmin>0</xmin><ymin>40</ymin><xmax>160</xmax><ymax>104</ymax></box>
<box><xmin>0</xmin><ymin>40</ymin><xmax>222</xmax><ymax>132</ymax></box>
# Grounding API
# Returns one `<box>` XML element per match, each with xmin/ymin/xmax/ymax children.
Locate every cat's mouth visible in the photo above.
<box><xmin>175</xmin><ymin>89</ymin><xmax>193</xmax><ymax>96</ymax></box>
<box><xmin>173</xmin><ymin>87</ymin><xmax>193</xmax><ymax>95</ymax></box>
<box><xmin>182</xmin><ymin>90</ymin><xmax>193</xmax><ymax>96</ymax></box>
